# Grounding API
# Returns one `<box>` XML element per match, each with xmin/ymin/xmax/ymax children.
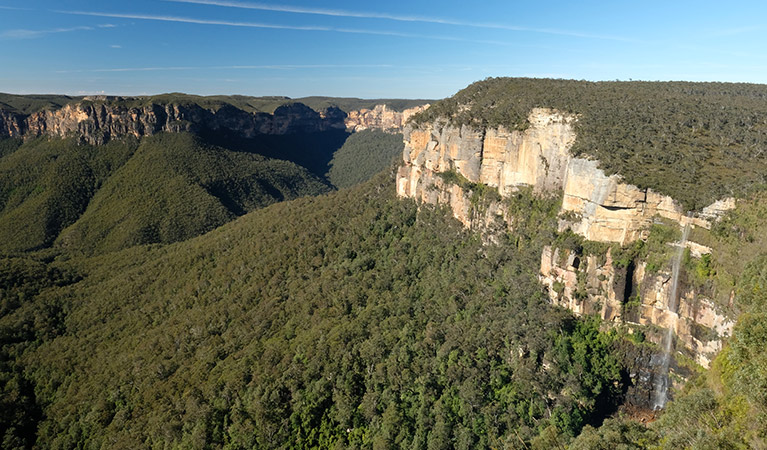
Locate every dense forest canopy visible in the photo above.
<box><xmin>1</xmin><ymin>80</ymin><xmax>767</xmax><ymax>448</ymax></box>
<box><xmin>1</xmin><ymin>171</ymin><xmax>635</xmax><ymax>448</ymax></box>
<box><xmin>0</xmin><ymin>93</ymin><xmax>80</xmax><ymax>115</ymax></box>
<box><xmin>413</xmin><ymin>78</ymin><xmax>767</xmax><ymax>210</ymax></box>
<box><xmin>0</xmin><ymin>125</ymin><xmax>402</xmax><ymax>256</ymax></box>
<box><xmin>326</xmin><ymin>130</ymin><xmax>404</xmax><ymax>189</ymax></box>
<box><xmin>0</xmin><ymin>134</ymin><xmax>333</xmax><ymax>255</ymax></box>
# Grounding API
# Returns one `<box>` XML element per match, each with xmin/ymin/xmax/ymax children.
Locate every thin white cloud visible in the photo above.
<box><xmin>54</xmin><ymin>10</ymin><xmax>532</xmax><ymax>46</ymax></box>
<box><xmin>56</xmin><ymin>64</ymin><xmax>397</xmax><ymax>74</ymax></box>
<box><xmin>3</xmin><ymin>25</ymin><xmax>92</xmax><ymax>39</ymax></box>
<box><xmin>110</xmin><ymin>45</ymin><xmax>122</xmax><ymax>48</ymax></box>
<box><xmin>1</xmin><ymin>23</ymin><xmax>117</xmax><ymax>39</ymax></box>
<box><xmin>56</xmin><ymin>11</ymin><xmax>335</xmax><ymax>32</ymax></box>
<box><xmin>165</xmin><ymin>0</ymin><xmax>639</xmax><ymax>42</ymax></box>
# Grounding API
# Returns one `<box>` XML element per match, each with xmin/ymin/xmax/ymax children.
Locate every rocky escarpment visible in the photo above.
<box><xmin>539</xmin><ymin>245</ymin><xmax>733</xmax><ymax>368</ymax></box>
<box><xmin>0</xmin><ymin>97</ymin><xmax>429</xmax><ymax>145</ymax></box>
<box><xmin>345</xmin><ymin>104</ymin><xmax>429</xmax><ymax>132</ymax></box>
<box><xmin>397</xmin><ymin>108</ymin><xmax>735</xmax><ymax>372</ymax></box>
<box><xmin>0</xmin><ymin>99</ymin><xmax>348</xmax><ymax>145</ymax></box>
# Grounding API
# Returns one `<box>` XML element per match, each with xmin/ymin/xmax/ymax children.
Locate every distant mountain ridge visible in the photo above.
<box><xmin>0</xmin><ymin>93</ymin><xmax>430</xmax><ymax>145</ymax></box>
<box><xmin>0</xmin><ymin>93</ymin><xmax>422</xmax><ymax>255</ymax></box>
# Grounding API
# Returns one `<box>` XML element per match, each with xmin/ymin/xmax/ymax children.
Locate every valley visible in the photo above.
<box><xmin>2</xmin><ymin>80</ymin><xmax>767</xmax><ymax>449</ymax></box>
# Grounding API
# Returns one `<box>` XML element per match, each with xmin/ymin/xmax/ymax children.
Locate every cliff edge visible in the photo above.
<box><xmin>397</xmin><ymin>108</ymin><xmax>735</xmax><ymax>369</ymax></box>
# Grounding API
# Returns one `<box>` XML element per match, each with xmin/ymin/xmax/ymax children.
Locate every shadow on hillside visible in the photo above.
<box><xmin>200</xmin><ymin>129</ymin><xmax>351</xmax><ymax>180</ymax></box>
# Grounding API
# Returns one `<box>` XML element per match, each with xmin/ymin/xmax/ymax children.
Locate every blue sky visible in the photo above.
<box><xmin>1</xmin><ymin>1</ymin><xmax>766</xmax><ymax>99</ymax></box>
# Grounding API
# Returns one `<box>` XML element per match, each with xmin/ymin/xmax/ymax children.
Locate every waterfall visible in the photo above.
<box><xmin>652</xmin><ymin>221</ymin><xmax>691</xmax><ymax>410</ymax></box>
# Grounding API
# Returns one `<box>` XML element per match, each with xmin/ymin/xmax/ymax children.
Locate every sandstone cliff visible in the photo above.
<box><xmin>345</xmin><ymin>104</ymin><xmax>429</xmax><ymax>132</ymax></box>
<box><xmin>0</xmin><ymin>100</ymin><xmax>350</xmax><ymax>145</ymax></box>
<box><xmin>397</xmin><ymin>108</ymin><xmax>735</xmax><ymax>369</ymax></box>
<box><xmin>0</xmin><ymin>97</ymin><xmax>427</xmax><ymax>144</ymax></box>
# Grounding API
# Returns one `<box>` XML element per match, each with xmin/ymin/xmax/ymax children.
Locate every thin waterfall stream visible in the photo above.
<box><xmin>652</xmin><ymin>221</ymin><xmax>691</xmax><ymax>410</ymax></box>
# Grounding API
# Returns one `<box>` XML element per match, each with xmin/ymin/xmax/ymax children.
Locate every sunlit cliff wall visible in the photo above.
<box><xmin>396</xmin><ymin>108</ymin><xmax>735</xmax><ymax>368</ymax></box>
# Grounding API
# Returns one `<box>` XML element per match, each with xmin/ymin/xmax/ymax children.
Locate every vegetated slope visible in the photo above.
<box><xmin>413</xmin><ymin>78</ymin><xmax>767</xmax><ymax>210</ymax></box>
<box><xmin>0</xmin><ymin>137</ymin><xmax>138</xmax><ymax>253</ymax></box>
<box><xmin>326</xmin><ymin>129</ymin><xmax>405</xmax><ymax>189</ymax></box>
<box><xmin>55</xmin><ymin>133</ymin><xmax>331</xmax><ymax>254</ymax></box>
<box><xmin>647</xmin><ymin>191</ymin><xmax>767</xmax><ymax>448</ymax></box>
<box><xmin>0</xmin><ymin>172</ymin><xmax>630</xmax><ymax>449</ymax></box>
<box><xmin>566</xmin><ymin>190</ymin><xmax>767</xmax><ymax>449</ymax></box>
<box><xmin>203</xmin><ymin>128</ymin><xmax>351</xmax><ymax>180</ymax></box>
<box><xmin>0</xmin><ymin>93</ymin><xmax>79</xmax><ymax>114</ymax></box>
<box><xmin>0</xmin><ymin>133</ymin><xmax>331</xmax><ymax>255</ymax></box>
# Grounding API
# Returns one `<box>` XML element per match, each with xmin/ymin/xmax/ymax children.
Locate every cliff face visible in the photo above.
<box><xmin>0</xmin><ymin>101</ymin><xmax>349</xmax><ymax>145</ymax></box>
<box><xmin>0</xmin><ymin>98</ymin><xmax>427</xmax><ymax>144</ymax></box>
<box><xmin>397</xmin><ymin>108</ymin><xmax>735</xmax><ymax>370</ymax></box>
<box><xmin>539</xmin><ymin>245</ymin><xmax>733</xmax><ymax>368</ymax></box>
<box><xmin>345</xmin><ymin>104</ymin><xmax>430</xmax><ymax>132</ymax></box>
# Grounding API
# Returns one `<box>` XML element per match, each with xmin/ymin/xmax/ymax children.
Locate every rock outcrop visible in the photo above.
<box><xmin>345</xmin><ymin>104</ymin><xmax>430</xmax><ymax>132</ymax></box>
<box><xmin>397</xmin><ymin>108</ymin><xmax>735</xmax><ymax>370</ymax></box>
<box><xmin>0</xmin><ymin>98</ymin><xmax>429</xmax><ymax>144</ymax></box>
<box><xmin>397</xmin><ymin>108</ymin><xmax>717</xmax><ymax>244</ymax></box>
<box><xmin>539</xmin><ymin>245</ymin><xmax>733</xmax><ymax>368</ymax></box>
<box><xmin>0</xmin><ymin>100</ymin><xmax>348</xmax><ymax>145</ymax></box>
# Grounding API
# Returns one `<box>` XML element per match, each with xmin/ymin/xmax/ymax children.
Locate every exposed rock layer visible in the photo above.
<box><xmin>397</xmin><ymin>108</ymin><xmax>735</xmax><ymax>370</ymax></box>
<box><xmin>397</xmin><ymin>108</ymin><xmax>719</xmax><ymax>244</ymax></box>
<box><xmin>539</xmin><ymin>245</ymin><xmax>733</xmax><ymax>368</ymax></box>
<box><xmin>0</xmin><ymin>101</ymin><xmax>348</xmax><ymax>145</ymax></box>
<box><xmin>345</xmin><ymin>104</ymin><xmax>430</xmax><ymax>132</ymax></box>
<box><xmin>0</xmin><ymin>99</ymin><xmax>424</xmax><ymax>145</ymax></box>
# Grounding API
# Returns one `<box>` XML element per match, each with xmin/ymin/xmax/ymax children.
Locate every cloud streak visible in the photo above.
<box><xmin>54</xmin><ymin>64</ymin><xmax>404</xmax><ymax>74</ymax></box>
<box><xmin>165</xmin><ymin>0</ymin><xmax>638</xmax><ymax>42</ymax></box>
<box><xmin>1</xmin><ymin>24</ymin><xmax>115</xmax><ymax>39</ymax></box>
<box><xmin>54</xmin><ymin>10</ymin><xmax>534</xmax><ymax>47</ymax></box>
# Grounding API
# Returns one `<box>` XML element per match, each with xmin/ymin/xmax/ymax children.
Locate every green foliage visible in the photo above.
<box><xmin>0</xmin><ymin>138</ymin><xmax>22</xmax><ymax>159</ymax></box>
<box><xmin>436</xmin><ymin>169</ymin><xmax>502</xmax><ymax>212</ymax></box>
<box><xmin>553</xmin><ymin>229</ymin><xmax>585</xmax><ymax>255</ymax></box>
<box><xmin>56</xmin><ymin>132</ymin><xmax>330</xmax><ymax>254</ymax></box>
<box><xmin>0</xmin><ymin>137</ymin><xmax>138</xmax><ymax>253</ymax></box>
<box><xmin>0</xmin><ymin>133</ymin><xmax>331</xmax><ymax>255</ymax></box>
<box><xmin>569</xmin><ymin>417</ymin><xmax>657</xmax><ymax>449</ymax></box>
<box><xmin>549</xmin><ymin>317</ymin><xmax>623</xmax><ymax>436</ymax></box>
<box><xmin>709</xmin><ymin>192</ymin><xmax>767</xmax><ymax>307</ymax></box>
<box><xmin>505</xmin><ymin>186</ymin><xmax>561</xmax><ymax>248</ymax></box>
<box><xmin>327</xmin><ymin>130</ymin><xmax>404</xmax><ymax>189</ymax></box>
<box><xmin>696</xmin><ymin>253</ymin><xmax>713</xmax><ymax>279</ymax></box>
<box><xmin>651</xmin><ymin>194</ymin><xmax>767</xmax><ymax>448</ymax></box>
<box><xmin>413</xmin><ymin>78</ymin><xmax>767</xmax><ymax>210</ymax></box>
<box><xmin>1</xmin><ymin>172</ymin><xmax>625</xmax><ymax>448</ymax></box>
<box><xmin>654</xmin><ymin>387</ymin><xmax>750</xmax><ymax>449</ymax></box>
<box><xmin>205</xmin><ymin>128</ymin><xmax>351</xmax><ymax>180</ymax></box>
<box><xmin>0</xmin><ymin>93</ymin><xmax>77</xmax><ymax>114</ymax></box>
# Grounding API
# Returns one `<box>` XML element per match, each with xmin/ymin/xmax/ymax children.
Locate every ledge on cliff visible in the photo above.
<box><xmin>411</xmin><ymin>78</ymin><xmax>767</xmax><ymax>211</ymax></box>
